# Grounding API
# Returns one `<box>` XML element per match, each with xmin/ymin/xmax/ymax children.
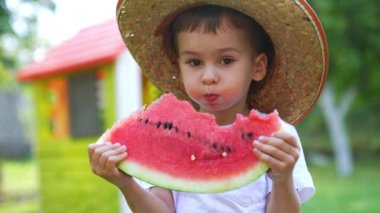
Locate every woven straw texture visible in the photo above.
<box><xmin>117</xmin><ymin>0</ymin><xmax>328</xmax><ymax>124</ymax></box>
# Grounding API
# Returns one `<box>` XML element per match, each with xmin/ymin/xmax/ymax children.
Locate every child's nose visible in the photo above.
<box><xmin>201</xmin><ymin>67</ymin><xmax>218</xmax><ymax>85</ymax></box>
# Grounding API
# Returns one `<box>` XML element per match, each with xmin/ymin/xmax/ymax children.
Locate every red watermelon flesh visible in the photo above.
<box><xmin>102</xmin><ymin>93</ymin><xmax>282</xmax><ymax>193</ymax></box>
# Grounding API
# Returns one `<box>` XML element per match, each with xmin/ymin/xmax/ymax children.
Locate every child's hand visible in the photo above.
<box><xmin>88</xmin><ymin>141</ymin><xmax>130</xmax><ymax>188</ymax></box>
<box><xmin>253</xmin><ymin>131</ymin><xmax>300</xmax><ymax>183</ymax></box>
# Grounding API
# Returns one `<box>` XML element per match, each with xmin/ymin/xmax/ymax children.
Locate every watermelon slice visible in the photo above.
<box><xmin>102</xmin><ymin>93</ymin><xmax>283</xmax><ymax>193</ymax></box>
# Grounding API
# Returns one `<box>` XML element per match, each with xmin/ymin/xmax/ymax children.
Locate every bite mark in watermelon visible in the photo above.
<box><xmin>102</xmin><ymin>93</ymin><xmax>283</xmax><ymax>193</ymax></box>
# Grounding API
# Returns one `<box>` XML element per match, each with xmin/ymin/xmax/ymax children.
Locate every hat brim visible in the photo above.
<box><xmin>117</xmin><ymin>0</ymin><xmax>328</xmax><ymax>124</ymax></box>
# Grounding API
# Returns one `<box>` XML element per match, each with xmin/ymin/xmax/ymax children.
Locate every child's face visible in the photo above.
<box><xmin>176</xmin><ymin>22</ymin><xmax>267</xmax><ymax>122</ymax></box>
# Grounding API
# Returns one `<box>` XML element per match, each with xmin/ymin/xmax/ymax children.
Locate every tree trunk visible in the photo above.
<box><xmin>319</xmin><ymin>84</ymin><xmax>355</xmax><ymax>176</ymax></box>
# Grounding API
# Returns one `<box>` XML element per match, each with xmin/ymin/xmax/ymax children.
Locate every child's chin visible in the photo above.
<box><xmin>199</xmin><ymin>104</ymin><xmax>225</xmax><ymax>113</ymax></box>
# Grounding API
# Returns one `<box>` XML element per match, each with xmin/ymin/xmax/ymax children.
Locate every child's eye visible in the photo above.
<box><xmin>187</xmin><ymin>59</ymin><xmax>202</xmax><ymax>66</ymax></box>
<box><xmin>220</xmin><ymin>57</ymin><xmax>234</xmax><ymax>65</ymax></box>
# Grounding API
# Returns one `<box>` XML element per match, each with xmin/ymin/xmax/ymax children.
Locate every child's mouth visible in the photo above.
<box><xmin>204</xmin><ymin>94</ymin><xmax>218</xmax><ymax>103</ymax></box>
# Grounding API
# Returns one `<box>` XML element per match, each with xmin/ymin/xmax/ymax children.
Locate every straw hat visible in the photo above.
<box><xmin>116</xmin><ymin>0</ymin><xmax>328</xmax><ymax>124</ymax></box>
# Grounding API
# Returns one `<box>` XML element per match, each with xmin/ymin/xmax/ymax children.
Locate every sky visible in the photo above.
<box><xmin>4</xmin><ymin>0</ymin><xmax>118</xmax><ymax>63</ymax></box>
<box><xmin>38</xmin><ymin>0</ymin><xmax>118</xmax><ymax>45</ymax></box>
<box><xmin>6</xmin><ymin>0</ymin><xmax>118</xmax><ymax>45</ymax></box>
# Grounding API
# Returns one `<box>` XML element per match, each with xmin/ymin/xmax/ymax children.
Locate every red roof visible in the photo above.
<box><xmin>18</xmin><ymin>19</ymin><xmax>126</xmax><ymax>81</ymax></box>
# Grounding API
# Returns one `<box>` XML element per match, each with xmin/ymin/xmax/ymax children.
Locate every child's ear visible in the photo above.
<box><xmin>252</xmin><ymin>53</ymin><xmax>268</xmax><ymax>81</ymax></box>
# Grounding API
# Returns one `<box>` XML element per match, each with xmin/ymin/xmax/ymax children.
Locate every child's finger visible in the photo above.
<box><xmin>88</xmin><ymin>141</ymin><xmax>109</xmax><ymax>154</ymax></box>
<box><xmin>257</xmin><ymin>136</ymin><xmax>299</xmax><ymax>157</ymax></box>
<box><xmin>88</xmin><ymin>142</ymin><xmax>108</xmax><ymax>163</ymax></box>
<box><xmin>98</xmin><ymin>145</ymin><xmax>127</xmax><ymax>171</ymax></box>
<box><xmin>253</xmin><ymin>147</ymin><xmax>284</xmax><ymax>168</ymax></box>
<box><xmin>90</xmin><ymin>143</ymin><xmax>122</xmax><ymax>166</ymax></box>
<box><xmin>271</xmin><ymin>131</ymin><xmax>299</xmax><ymax>148</ymax></box>
<box><xmin>108</xmin><ymin>152</ymin><xmax>128</xmax><ymax>167</ymax></box>
<box><xmin>253</xmin><ymin>140</ymin><xmax>289</xmax><ymax>162</ymax></box>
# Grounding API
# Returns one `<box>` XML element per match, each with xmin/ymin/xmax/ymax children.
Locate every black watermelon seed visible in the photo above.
<box><xmin>226</xmin><ymin>147</ymin><xmax>231</xmax><ymax>153</ymax></box>
<box><xmin>144</xmin><ymin>119</ymin><xmax>149</xmax><ymax>124</ymax></box>
<box><xmin>168</xmin><ymin>122</ymin><xmax>173</xmax><ymax>130</ymax></box>
<box><xmin>187</xmin><ymin>132</ymin><xmax>191</xmax><ymax>138</ymax></box>
<box><xmin>175</xmin><ymin>127</ymin><xmax>179</xmax><ymax>132</ymax></box>
<box><xmin>247</xmin><ymin>133</ymin><xmax>253</xmax><ymax>139</ymax></box>
<box><xmin>212</xmin><ymin>143</ymin><xmax>218</xmax><ymax>149</ymax></box>
<box><xmin>156</xmin><ymin>122</ymin><xmax>161</xmax><ymax>128</ymax></box>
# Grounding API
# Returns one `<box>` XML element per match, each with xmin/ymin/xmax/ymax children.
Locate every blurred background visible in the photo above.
<box><xmin>0</xmin><ymin>0</ymin><xmax>379</xmax><ymax>212</ymax></box>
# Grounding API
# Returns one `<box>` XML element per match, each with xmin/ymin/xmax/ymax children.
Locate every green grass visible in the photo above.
<box><xmin>0</xmin><ymin>138</ymin><xmax>120</xmax><ymax>213</ymax></box>
<box><xmin>303</xmin><ymin>160</ymin><xmax>380</xmax><ymax>213</ymax></box>
<box><xmin>0</xmin><ymin>200</ymin><xmax>38</xmax><ymax>213</ymax></box>
<box><xmin>36</xmin><ymin>139</ymin><xmax>119</xmax><ymax>213</ymax></box>
<box><xmin>1</xmin><ymin>159</ymin><xmax>38</xmax><ymax>195</ymax></box>
<box><xmin>0</xmin><ymin>159</ymin><xmax>39</xmax><ymax>213</ymax></box>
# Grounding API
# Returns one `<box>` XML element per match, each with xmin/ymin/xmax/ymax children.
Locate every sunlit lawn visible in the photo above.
<box><xmin>0</xmin><ymin>159</ymin><xmax>39</xmax><ymax>213</ymax></box>
<box><xmin>303</xmin><ymin>159</ymin><xmax>380</xmax><ymax>213</ymax></box>
<box><xmin>0</xmin><ymin>200</ymin><xmax>38</xmax><ymax>213</ymax></box>
<box><xmin>0</xmin><ymin>158</ymin><xmax>379</xmax><ymax>213</ymax></box>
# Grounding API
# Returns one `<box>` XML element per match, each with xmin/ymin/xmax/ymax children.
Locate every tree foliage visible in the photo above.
<box><xmin>309</xmin><ymin>0</ymin><xmax>380</xmax><ymax>106</ymax></box>
<box><xmin>0</xmin><ymin>0</ymin><xmax>55</xmax><ymax>90</ymax></box>
<box><xmin>300</xmin><ymin>0</ymin><xmax>380</xmax><ymax>156</ymax></box>
<box><xmin>0</xmin><ymin>0</ymin><xmax>55</xmax><ymax>68</ymax></box>
<box><xmin>0</xmin><ymin>0</ymin><xmax>15</xmax><ymax>69</ymax></box>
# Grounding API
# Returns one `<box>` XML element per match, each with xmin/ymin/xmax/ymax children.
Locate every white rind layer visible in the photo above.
<box><xmin>118</xmin><ymin>160</ymin><xmax>269</xmax><ymax>193</ymax></box>
<box><xmin>116</xmin><ymin>116</ymin><xmax>288</xmax><ymax>193</ymax></box>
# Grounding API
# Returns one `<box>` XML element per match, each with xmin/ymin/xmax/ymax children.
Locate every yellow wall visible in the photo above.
<box><xmin>29</xmin><ymin>62</ymin><xmax>161</xmax><ymax>212</ymax></box>
<box><xmin>30</xmin><ymin>64</ymin><xmax>119</xmax><ymax>213</ymax></box>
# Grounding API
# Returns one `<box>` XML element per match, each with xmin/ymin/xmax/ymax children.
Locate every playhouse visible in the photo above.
<box><xmin>17</xmin><ymin>19</ymin><xmax>159</xmax><ymax>212</ymax></box>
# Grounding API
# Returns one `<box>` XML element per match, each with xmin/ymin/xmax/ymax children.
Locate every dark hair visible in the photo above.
<box><xmin>162</xmin><ymin>5</ymin><xmax>276</xmax><ymax>108</ymax></box>
<box><xmin>163</xmin><ymin>5</ymin><xmax>275</xmax><ymax>69</ymax></box>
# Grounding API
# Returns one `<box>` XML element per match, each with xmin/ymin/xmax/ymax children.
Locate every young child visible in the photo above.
<box><xmin>89</xmin><ymin>1</ymin><xmax>328</xmax><ymax>212</ymax></box>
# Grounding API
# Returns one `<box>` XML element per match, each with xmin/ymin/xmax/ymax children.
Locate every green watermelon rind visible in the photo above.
<box><xmin>106</xmin><ymin>94</ymin><xmax>287</xmax><ymax>193</ymax></box>
<box><xmin>118</xmin><ymin>159</ymin><xmax>269</xmax><ymax>193</ymax></box>
<box><xmin>116</xmin><ymin>120</ymin><xmax>287</xmax><ymax>193</ymax></box>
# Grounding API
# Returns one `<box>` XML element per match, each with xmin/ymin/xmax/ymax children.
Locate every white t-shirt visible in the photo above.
<box><xmin>137</xmin><ymin>121</ymin><xmax>314</xmax><ymax>213</ymax></box>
